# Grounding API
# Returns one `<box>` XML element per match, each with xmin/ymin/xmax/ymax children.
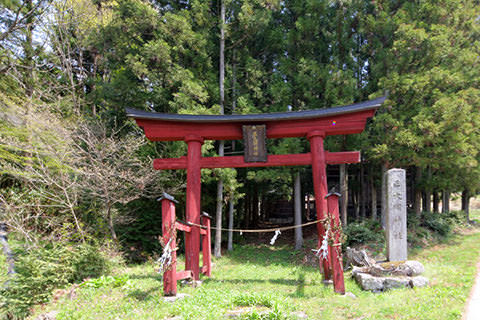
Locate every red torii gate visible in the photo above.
<box><xmin>127</xmin><ymin>96</ymin><xmax>386</xmax><ymax>294</ymax></box>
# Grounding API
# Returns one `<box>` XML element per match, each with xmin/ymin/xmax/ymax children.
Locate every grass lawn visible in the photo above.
<box><xmin>25</xmin><ymin>226</ymin><xmax>480</xmax><ymax>320</ymax></box>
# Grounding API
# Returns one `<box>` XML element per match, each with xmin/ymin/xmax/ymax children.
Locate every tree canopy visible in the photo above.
<box><xmin>1</xmin><ymin>0</ymin><xmax>479</xmax><ymax>247</ymax></box>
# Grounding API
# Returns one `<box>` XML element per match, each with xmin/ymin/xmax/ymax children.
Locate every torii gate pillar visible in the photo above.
<box><xmin>307</xmin><ymin>130</ymin><xmax>331</xmax><ymax>280</ymax></box>
<box><xmin>185</xmin><ymin>134</ymin><xmax>204</xmax><ymax>280</ymax></box>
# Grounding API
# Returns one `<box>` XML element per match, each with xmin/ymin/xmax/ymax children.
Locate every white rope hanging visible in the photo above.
<box><xmin>312</xmin><ymin>225</ymin><xmax>329</xmax><ymax>260</ymax></box>
<box><xmin>270</xmin><ymin>229</ymin><xmax>281</xmax><ymax>245</ymax></box>
<box><xmin>157</xmin><ymin>238</ymin><xmax>173</xmax><ymax>273</ymax></box>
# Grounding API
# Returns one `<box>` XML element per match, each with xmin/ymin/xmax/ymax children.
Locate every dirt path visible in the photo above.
<box><xmin>463</xmin><ymin>258</ymin><xmax>480</xmax><ymax>320</ymax></box>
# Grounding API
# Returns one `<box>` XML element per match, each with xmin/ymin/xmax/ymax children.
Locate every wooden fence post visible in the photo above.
<box><xmin>326</xmin><ymin>192</ymin><xmax>345</xmax><ymax>294</ymax></box>
<box><xmin>201</xmin><ymin>212</ymin><xmax>212</xmax><ymax>277</ymax></box>
<box><xmin>160</xmin><ymin>193</ymin><xmax>178</xmax><ymax>296</ymax></box>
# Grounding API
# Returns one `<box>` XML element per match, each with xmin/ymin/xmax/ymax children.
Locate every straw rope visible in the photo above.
<box><xmin>186</xmin><ymin>218</ymin><xmax>325</xmax><ymax>233</ymax></box>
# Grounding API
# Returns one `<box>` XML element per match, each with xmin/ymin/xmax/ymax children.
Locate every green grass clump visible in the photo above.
<box><xmin>79</xmin><ymin>275</ymin><xmax>130</xmax><ymax>289</ymax></box>
<box><xmin>232</xmin><ymin>292</ymin><xmax>276</xmax><ymax>308</ymax></box>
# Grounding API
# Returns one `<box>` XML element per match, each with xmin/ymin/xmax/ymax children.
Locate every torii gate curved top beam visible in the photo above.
<box><xmin>126</xmin><ymin>96</ymin><xmax>386</xmax><ymax>141</ymax></box>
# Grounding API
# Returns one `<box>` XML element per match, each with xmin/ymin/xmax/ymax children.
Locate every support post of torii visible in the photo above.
<box><xmin>185</xmin><ymin>135</ymin><xmax>204</xmax><ymax>280</ymax></box>
<box><xmin>307</xmin><ymin>130</ymin><xmax>332</xmax><ymax>281</ymax></box>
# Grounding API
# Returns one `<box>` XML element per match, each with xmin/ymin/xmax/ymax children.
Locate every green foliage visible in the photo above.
<box><xmin>79</xmin><ymin>274</ymin><xmax>130</xmax><ymax>289</ymax></box>
<box><xmin>116</xmin><ymin>198</ymin><xmax>165</xmax><ymax>262</ymax></box>
<box><xmin>421</xmin><ymin>212</ymin><xmax>453</xmax><ymax>237</ymax></box>
<box><xmin>343</xmin><ymin>220</ymin><xmax>385</xmax><ymax>248</ymax></box>
<box><xmin>407</xmin><ymin>210</ymin><xmax>469</xmax><ymax>248</ymax></box>
<box><xmin>0</xmin><ymin>242</ymin><xmax>113</xmax><ymax>318</ymax></box>
<box><xmin>366</xmin><ymin>0</ymin><xmax>480</xmax><ymax>194</ymax></box>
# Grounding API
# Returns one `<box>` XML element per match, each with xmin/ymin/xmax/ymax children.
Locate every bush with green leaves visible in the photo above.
<box><xmin>0</xmin><ymin>241</ymin><xmax>113</xmax><ymax>318</ymax></box>
<box><xmin>343</xmin><ymin>220</ymin><xmax>385</xmax><ymax>248</ymax></box>
<box><xmin>421</xmin><ymin>211</ymin><xmax>452</xmax><ymax>236</ymax></box>
<box><xmin>407</xmin><ymin>210</ymin><xmax>469</xmax><ymax>248</ymax></box>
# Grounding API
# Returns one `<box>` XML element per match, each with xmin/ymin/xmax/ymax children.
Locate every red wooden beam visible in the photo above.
<box><xmin>136</xmin><ymin>110</ymin><xmax>374</xmax><ymax>142</ymax></box>
<box><xmin>153</xmin><ymin>151</ymin><xmax>360</xmax><ymax>170</ymax></box>
<box><xmin>176</xmin><ymin>270</ymin><xmax>193</xmax><ymax>281</ymax></box>
<box><xmin>175</xmin><ymin>221</ymin><xmax>192</xmax><ymax>233</ymax></box>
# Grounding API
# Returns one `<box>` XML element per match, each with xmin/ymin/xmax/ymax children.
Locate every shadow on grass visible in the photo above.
<box><xmin>203</xmin><ymin>271</ymin><xmax>317</xmax><ymax>298</ymax></box>
<box><xmin>223</xmin><ymin>244</ymin><xmax>318</xmax><ymax>269</ymax></box>
<box><xmin>126</xmin><ymin>286</ymin><xmax>162</xmax><ymax>301</ymax></box>
<box><xmin>128</xmin><ymin>274</ymin><xmax>163</xmax><ymax>280</ymax></box>
<box><xmin>203</xmin><ymin>278</ymin><xmax>301</xmax><ymax>286</ymax></box>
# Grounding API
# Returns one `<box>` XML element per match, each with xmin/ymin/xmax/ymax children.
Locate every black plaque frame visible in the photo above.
<box><xmin>243</xmin><ymin>125</ymin><xmax>267</xmax><ymax>162</ymax></box>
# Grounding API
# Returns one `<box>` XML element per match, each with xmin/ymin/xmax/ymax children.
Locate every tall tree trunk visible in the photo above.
<box><xmin>227</xmin><ymin>49</ymin><xmax>237</xmax><ymax>253</ymax></box>
<box><xmin>424</xmin><ymin>192</ymin><xmax>431</xmax><ymax>212</ymax></box>
<box><xmin>370</xmin><ymin>174</ymin><xmax>377</xmax><ymax>220</ymax></box>
<box><xmin>340</xmin><ymin>164</ymin><xmax>348</xmax><ymax>226</ymax></box>
<box><xmin>424</xmin><ymin>167</ymin><xmax>432</xmax><ymax>212</ymax></box>
<box><xmin>214</xmin><ymin>0</ymin><xmax>226</xmax><ymax>258</ymax></box>
<box><xmin>381</xmin><ymin>162</ymin><xmax>387</xmax><ymax>228</ymax></box>
<box><xmin>107</xmin><ymin>206</ymin><xmax>117</xmax><ymax>241</ymax></box>
<box><xmin>462</xmin><ymin>190</ymin><xmax>470</xmax><ymax>222</ymax></box>
<box><xmin>227</xmin><ymin>200</ymin><xmax>234</xmax><ymax>251</ymax></box>
<box><xmin>214</xmin><ymin>177</ymin><xmax>224</xmax><ymax>257</ymax></box>
<box><xmin>360</xmin><ymin>163</ymin><xmax>366</xmax><ymax>218</ymax></box>
<box><xmin>433</xmin><ymin>191</ymin><xmax>439</xmax><ymax>213</ymax></box>
<box><xmin>244</xmin><ymin>193</ymin><xmax>250</xmax><ymax>228</ymax></box>
<box><xmin>354</xmin><ymin>190</ymin><xmax>360</xmax><ymax>221</ymax></box>
<box><xmin>23</xmin><ymin>0</ymin><xmax>34</xmax><ymax>98</ymax></box>
<box><xmin>294</xmin><ymin>172</ymin><xmax>303</xmax><ymax>250</ymax></box>
<box><xmin>414</xmin><ymin>166</ymin><xmax>422</xmax><ymax>217</ymax></box>
<box><xmin>422</xmin><ymin>192</ymin><xmax>427</xmax><ymax>212</ymax></box>
<box><xmin>252</xmin><ymin>191</ymin><xmax>259</xmax><ymax>227</ymax></box>
<box><xmin>442</xmin><ymin>190</ymin><xmax>450</xmax><ymax>213</ymax></box>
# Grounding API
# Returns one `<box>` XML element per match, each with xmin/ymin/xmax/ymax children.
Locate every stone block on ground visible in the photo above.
<box><xmin>410</xmin><ymin>276</ymin><xmax>429</xmax><ymax>288</ymax></box>
<box><xmin>354</xmin><ymin>272</ymin><xmax>384</xmax><ymax>292</ymax></box>
<box><xmin>383</xmin><ymin>277</ymin><xmax>410</xmax><ymax>290</ymax></box>
<box><xmin>180</xmin><ymin>279</ymin><xmax>203</xmax><ymax>287</ymax></box>
<box><xmin>343</xmin><ymin>292</ymin><xmax>357</xmax><ymax>299</ymax></box>
<box><xmin>404</xmin><ymin>261</ymin><xmax>425</xmax><ymax>276</ymax></box>
<box><xmin>163</xmin><ymin>293</ymin><xmax>191</xmax><ymax>303</ymax></box>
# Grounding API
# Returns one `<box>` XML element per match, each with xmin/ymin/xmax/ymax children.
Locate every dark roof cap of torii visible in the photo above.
<box><xmin>126</xmin><ymin>96</ymin><xmax>387</xmax><ymax>123</ymax></box>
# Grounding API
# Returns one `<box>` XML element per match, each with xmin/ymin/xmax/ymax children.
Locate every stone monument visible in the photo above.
<box><xmin>385</xmin><ymin>168</ymin><xmax>407</xmax><ymax>261</ymax></box>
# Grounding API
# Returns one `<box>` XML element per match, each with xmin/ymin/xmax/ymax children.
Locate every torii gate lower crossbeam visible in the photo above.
<box><xmin>127</xmin><ymin>96</ymin><xmax>386</xmax><ymax>293</ymax></box>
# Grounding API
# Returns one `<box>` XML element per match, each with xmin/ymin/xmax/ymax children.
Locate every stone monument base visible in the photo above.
<box><xmin>352</xmin><ymin>260</ymin><xmax>429</xmax><ymax>292</ymax></box>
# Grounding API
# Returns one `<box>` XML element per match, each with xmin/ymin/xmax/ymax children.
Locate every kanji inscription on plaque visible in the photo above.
<box><xmin>243</xmin><ymin>125</ymin><xmax>267</xmax><ymax>162</ymax></box>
